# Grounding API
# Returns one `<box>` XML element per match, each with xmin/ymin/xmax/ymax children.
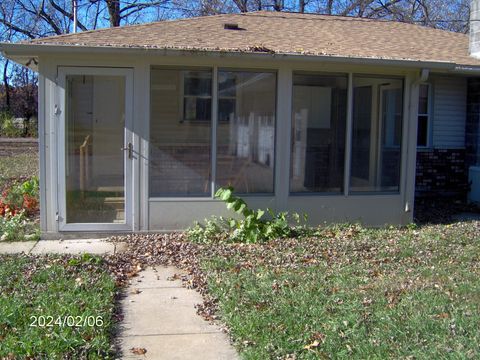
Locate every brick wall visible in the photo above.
<box><xmin>415</xmin><ymin>149</ymin><xmax>468</xmax><ymax>197</ymax></box>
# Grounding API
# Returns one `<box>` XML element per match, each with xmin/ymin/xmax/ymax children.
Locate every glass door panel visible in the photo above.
<box><xmin>65</xmin><ymin>75</ymin><xmax>126</xmax><ymax>223</ymax></box>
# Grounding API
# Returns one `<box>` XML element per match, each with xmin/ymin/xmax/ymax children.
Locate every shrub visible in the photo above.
<box><xmin>0</xmin><ymin>112</ymin><xmax>22</xmax><ymax>138</ymax></box>
<box><xmin>187</xmin><ymin>187</ymin><xmax>307</xmax><ymax>243</ymax></box>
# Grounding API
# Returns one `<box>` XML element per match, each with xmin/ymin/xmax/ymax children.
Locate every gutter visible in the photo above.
<box><xmin>453</xmin><ymin>65</ymin><xmax>480</xmax><ymax>74</ymax></box>
<box><xmin>0</xmin><ymin>42</ymin><xmax>464</xmax><ymax>72</ymax></box>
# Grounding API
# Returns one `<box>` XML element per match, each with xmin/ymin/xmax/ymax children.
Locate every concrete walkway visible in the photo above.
<box><xmin>119</xmin><ymin>267</ymin><xmax>239</xmax><ymax>360</ymax></box>
<box><xmin>0</xmin><ymin>238</ymin><xmax>125</xmax><ymax>255</ymax></box>
<box><xmin>0</xmin><ymin>240</ymin><xmax>239</xmax><ymax>359</ymax></box>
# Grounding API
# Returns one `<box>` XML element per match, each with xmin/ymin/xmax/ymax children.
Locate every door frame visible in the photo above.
<box><xmin>57</xmin><ymin>66</ymin><xmax>134</xmax><ymax>232</ymax></box>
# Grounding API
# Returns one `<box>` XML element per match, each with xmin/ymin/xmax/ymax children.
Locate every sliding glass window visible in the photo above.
<box><xmin>290</xmin><ymin>73</ymin><xmax>348</xmax><ymax>193</ymax></box>
<box><xmin>216</xmin><ymin>70</ymin><xmax>276</xmax><ymax>194</ymax></box>
<box><xmin>350</xmin><ymin>76</ymin><xmax>403</xmax><ymax>193</ymax></box>
<box><xmin>149</xmin><ymin>68</ymin><xmax>212</xmax><ymax>197</ymax></box>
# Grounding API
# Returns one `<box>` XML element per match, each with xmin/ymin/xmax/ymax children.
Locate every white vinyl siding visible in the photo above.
<box><xmin>432</xmin><ymin>76</ymin><xmax>467</xmax><ymax>149</ymax></box>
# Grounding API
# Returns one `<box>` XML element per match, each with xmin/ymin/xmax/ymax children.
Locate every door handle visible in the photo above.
<box><xmin>122</xmin><ymin>142</ymin><xmax>133</xmax><ymax>159</ymax></box>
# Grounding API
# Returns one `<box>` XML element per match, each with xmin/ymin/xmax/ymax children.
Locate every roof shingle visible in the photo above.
<box><xmin>22</xmin><ymin>11</ymin><xmax>480</xmax><ymax>67</ymax></box>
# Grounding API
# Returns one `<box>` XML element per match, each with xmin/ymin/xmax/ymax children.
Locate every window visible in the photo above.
<box><xmin>182</xmin><ymin>71</ymin><xmax>212</xmax><ymax>121</ymax></box>
<box><xmin>149</xmin><ymin>68</ymin><xmax>212</xmax><ymax>197</ymax></box>
<box><xmin>350</xmin><ymin>76</ymin><xmax>404</xmax><ymax>193</ymax></box>
<box><xmin>417</xmin><ymin>84</ymin><xmax>430</xmax><ymax>147</ymax></box>
<box><xmin>218</xmin><ymin>73</ymin><xmax>236</xmax><ymax>122</ymax></box>
<box><xmin>216</xmin><ymin>70</ymin><xmax>276</xmax><ymax>194</ymax></box>
<box><xmin>290</xmin><ymin>73</ymin><xmax>348</xmax><ymax>193</ymax></box>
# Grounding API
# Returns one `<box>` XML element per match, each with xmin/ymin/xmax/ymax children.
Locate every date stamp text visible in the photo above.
<box><xmin>29</xmin><ymin>315</ymin><xmax>104</xmax><ymax>328</ymax></box>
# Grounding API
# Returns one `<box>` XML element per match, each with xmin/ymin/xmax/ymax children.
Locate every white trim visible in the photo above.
<box><xmin>37</xmin><ymin>64</ymin><xmax>47</xmax><ymax>231</ymax></box>
<box><xmin>56</xmin><ymin>66</ymin><xmax>134</xmax><ymax>232</ymax></box>
<box><xmin>403</xmin><ymin>72</ymin><xmax>417</xmax><ymax>222</ymax></box>
<box><xmin>1</xmin><ymin>42</ymin><xmax>468</xmax><ymax>73</ymax></box>
<box><xmin>49</xmin><ymin>63</ymin><xmax>59</xmax><ymax>232</ymax></box>
<box><xmin>211</xmin><ymin>65</ymin><xmax>218</xmax><ymax>197</ymax></box>
<box><xmin>275</xmin><ymin>66</ymin><xmax>292</xmax><ymax>211</ymax></box>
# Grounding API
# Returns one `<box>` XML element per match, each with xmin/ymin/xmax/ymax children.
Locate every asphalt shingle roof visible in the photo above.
<box><xmin>22</xmin><ymin>11</ymin><xmax>480</xmax><ymax>67</ymax></box>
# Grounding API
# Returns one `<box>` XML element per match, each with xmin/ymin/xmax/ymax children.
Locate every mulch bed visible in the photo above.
<box><xmin>414</xmin><ymin>196</ymin><xmax>480</xmax><ymax>223</ymax></box>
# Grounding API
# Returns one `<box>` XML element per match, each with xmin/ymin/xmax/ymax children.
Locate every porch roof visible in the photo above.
<box><xmin>3</xmin><ymin>11</ymin><xmax>480</xmax><ymax>71</ymax></box>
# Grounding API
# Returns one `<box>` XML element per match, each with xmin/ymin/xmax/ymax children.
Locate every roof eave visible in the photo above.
<box><xmin>1</xmin><ymin>42</ymin><xmax>475</xmax><ymax>73</ymax></box>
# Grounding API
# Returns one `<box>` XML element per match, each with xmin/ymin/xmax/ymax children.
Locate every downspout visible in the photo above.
<box><xmin>404</xmin><ymin>68</ymin><xmax>429</xmax><ymax>215</ymax></box>
<box><xmin>415</xmin><ymin>68</ymin><xmax>430</xmax><ymax>85</ymax></box>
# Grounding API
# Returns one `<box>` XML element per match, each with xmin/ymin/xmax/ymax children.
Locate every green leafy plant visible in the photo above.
<box><xmin>68</xmin><ymin>253</ymin><xmax>103</xmax><ymax>266</ymax></box>
<box><xmin>187</xmin><ymin>187</ymin><xmax>307</xmax><ymax>243</ymax></box>
<box><xmin>21</xmin><ymin>177</ymin><xmax>39</xmax><ymax>198</ymax></box>
<box><xmin>2</xmin><ymin>182</ymin><xmax>24</xmax><ymax>209</ymax></box>
<box><xmin>187</xmin><ymin>217</ymin><xmax>227</xmax><ymax>244</ymax></box>
<box><xmin>0</xmin><ymin>177</ymin><xmax>39</xmax><ymax>217</ymax></box>
<box><xmin>0</xmin><ymin>211</ymin><xmax>40</xmax><ymax>241</ymax></box>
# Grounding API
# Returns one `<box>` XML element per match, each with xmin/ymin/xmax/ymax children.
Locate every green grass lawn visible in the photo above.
<box><xmin>201</xmin><ymin>223</ymin><xmax>480</xmax><ymax>359</ymax></box>
<box><xmin>0</xmin><ymin>254</ymin><xmax>117</xmax><ymax>359</ymax></box>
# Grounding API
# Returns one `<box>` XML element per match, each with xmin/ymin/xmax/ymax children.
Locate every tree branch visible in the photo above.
<box><xmin>0</xmin><ymin>18</ymin><xmax>35</xmax><ymax>38</ymax></box>
<box><xmin>49</xmin><ymin>0</ymin><xmax>88</xmax><ymax>31</ymax></box>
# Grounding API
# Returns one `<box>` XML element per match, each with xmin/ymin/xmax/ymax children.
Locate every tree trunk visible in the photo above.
<box><xmin>3</xmin><ymin>60</ymin><xmax>11</xmax><ymax>113</ymax></box>
<box><xmin>327</xmin><ymin>0</ymin><xmax>333</xmax><ymax>15</ymax></box>
<box><xmin>299</xmin><ymin>0</ymin><xmax>305</xmax><ymax>13</ymax></box>
<box><xmin>107</xmin><ymin>0</ymin><xmax>121</xmax><ymax>27</ymax></box>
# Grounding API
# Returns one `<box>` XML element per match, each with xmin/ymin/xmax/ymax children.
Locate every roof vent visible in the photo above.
<box><xmin>224</xmin><ymin>23</ymin><xmax>241</xmax><ymax>30</ymax></box>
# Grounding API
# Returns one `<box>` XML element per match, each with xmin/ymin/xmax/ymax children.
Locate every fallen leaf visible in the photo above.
<box><xmin>127</xmin><ymin>264</ymin><xmax>143</xmax><ymax>278</ymax></box>
<box><xmin>131</xmin><ymin>289</ymin><xmax>142</xmax><ymax>295</ymax></box>
<box><xmin>242</xmin><ymin>340</ymin><xmax>255</xmax><ymax>347</ymax></box>
<box><xmin>362</xmin><ymin>297</ymin><xmax>373</xmax><ymax>306</ymax></box>
<box><xmin>130</xmin><ymin>347</ymin><xmax>147</xmax><ymax>355</ymax></box>
<box><xmin>435</xmin><ymin>312</ymin><xmax>449</xmax><ymax>319</ymax></box>
<box><xmin>304</xmin><ymin>340</ymin><xmax>321</xmax><ymax>350</ymax></box>
<box><xmin>311</xmin><ymin>332</ymin><xmax>326</xmax><ymax>342</ymax></box>
<box><xmin>167</xmin><ymin>273</ymin><xmax>182</xmax><ymax>281</ymax></box>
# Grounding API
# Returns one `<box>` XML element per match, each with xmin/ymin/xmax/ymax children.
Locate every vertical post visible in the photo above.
<box><xmin>38</xmin><ymin>65</ymin><xmax>47</xmax><ymax>233</ymax></box>
<box><xmin>275</xmin><ymin>66</ymin><xmax>292</xmax><ymax>211</ymax></box>
<box><xmin>138</xmin><ymin>61</ymin><xmax>150</xmax><ymax>231</ymax></box>
<box><xmin>403</xmin><ymin>73</ymin><xmax>419</xmax><ymax>224</ymax></box>
<box><xmin>73</xmin><ymin>0</ymin><xmax>78</xmax><ymax>33</ymax></box>
<box><xmin>211</xmin><ymin>65</ymin><xmax>218</xmax><ymax>197</ymax></box>
<box><xmin>343</xmin><ymin>72</ymin><xmax>353</xmax><ymax>196</ymax></box>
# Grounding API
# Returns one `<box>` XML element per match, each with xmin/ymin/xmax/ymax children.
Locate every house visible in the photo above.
<box><xmin>2</xmin><ymin>9</ymin><xmax>480</xmax><ymax>236</ymax></box>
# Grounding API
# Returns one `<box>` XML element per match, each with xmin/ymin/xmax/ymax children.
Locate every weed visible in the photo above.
<box><xmin>187</xmin><ymin>187</ymin><xmax>307</xmax><ymax>243</ymax></box>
